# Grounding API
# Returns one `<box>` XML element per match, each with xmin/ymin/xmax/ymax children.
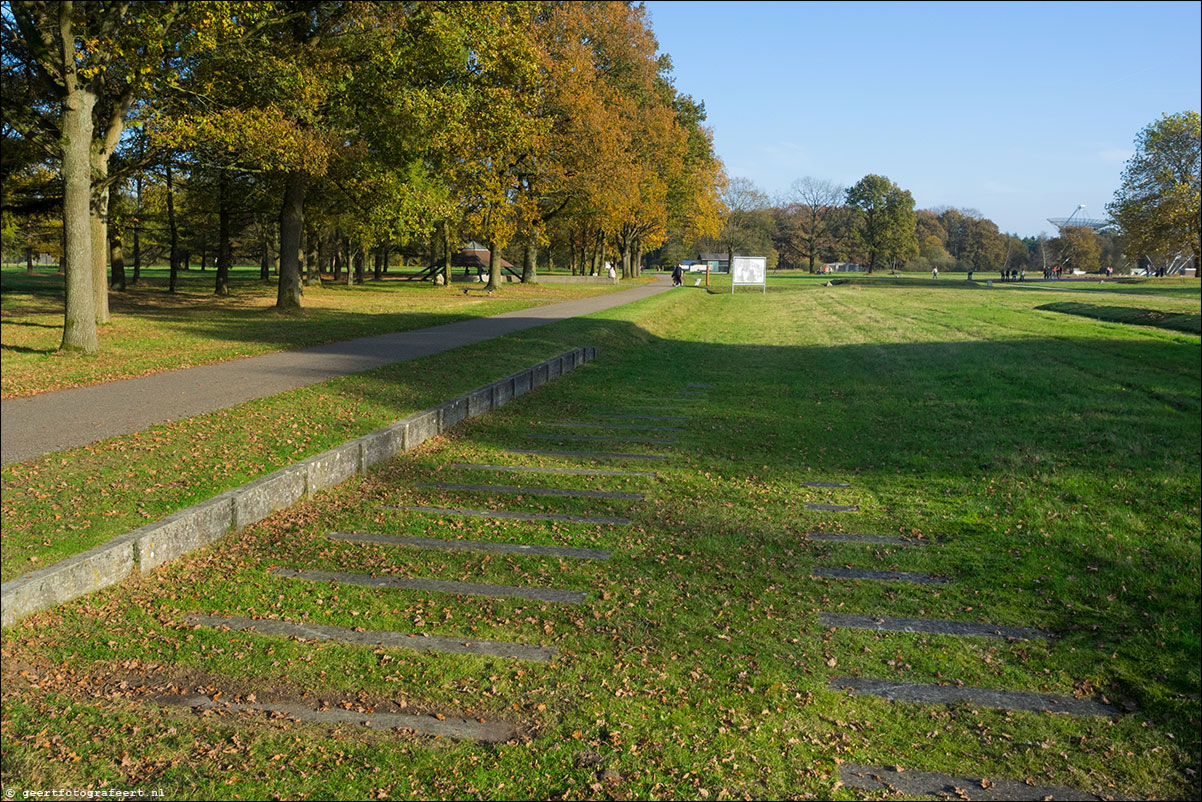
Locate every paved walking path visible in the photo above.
<box><xmin>1</xmin><ymin>278</ymin><xmax>674</xmax><ymax>465</ymax></box>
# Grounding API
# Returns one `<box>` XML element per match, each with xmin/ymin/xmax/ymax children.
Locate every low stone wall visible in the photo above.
<box><xmin>1</xmin><ymin>347</ymin><xmax>598</xmax><ymax>629</ymax></box>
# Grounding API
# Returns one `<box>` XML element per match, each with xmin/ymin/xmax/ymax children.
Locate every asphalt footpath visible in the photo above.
<box><xmin>1</xmin><ymin>277</ymin><xmax>675</xmax><ymax>465</ymax></box>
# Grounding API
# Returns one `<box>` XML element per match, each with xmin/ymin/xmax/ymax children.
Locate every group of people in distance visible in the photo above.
<box><xmin>999</xmin><ymin>268</ymin><xmax>1025</xmax><ymax>281</ymax></box>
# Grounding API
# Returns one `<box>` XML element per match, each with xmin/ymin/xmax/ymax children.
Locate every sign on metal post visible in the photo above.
<box><xmin>731</xmin><ymin>256</ymin><xmax>766</xmax><ymax>294</ymax></box>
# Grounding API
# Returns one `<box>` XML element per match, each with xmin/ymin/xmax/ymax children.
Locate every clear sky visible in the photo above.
<box><xmin>643</xmin><ymin>0</ymin><xmax>1202</xmax><ymax>238</ymax></box>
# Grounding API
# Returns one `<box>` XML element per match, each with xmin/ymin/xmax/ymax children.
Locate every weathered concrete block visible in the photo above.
<box><xmin>441</xmin><ymin>395</ymin><xmax>468</xmax><ymax>429</ymax></box>
<box><xmin>1</xmin><ymin>533</ymin><xmax>138</xmax><ymax>629</ymax></box>
<box><xmin>304</xmin><ymin>440</ymin><xmax>362</xmax><ymax>495</ymax></box>
<box><xmin>586</xmin><ymin>346</ymin><xmax>598</xmax><ymax>361</ymax></box>
<box><xmin>466</xmin><ymin>386</ymin><xmax>493</xmax><ymax>419</ymax></box>
<box><xmin>360</xmin><ymin>422</ymin><xmax>406</xmax><ymax>470</ymax></box>
<box><xmin>403</xmin><ymin>408</ymin><xmax>441</xmax><ymax>451</ymax></box>
<box><xmin>134</xmin><ymin>495</ymin><xmax>234</xmax><ymax>572</ymax></box>
<box><xmin>513</xmin><ymin>369</ymin><xmax>533</xmax><ymax>398</ymax></box>
<box><xmin>532</xmin><ymin>363</ymin><xmax>549</xmax><ymax>388</ymax></box>
<box><xmin>564</xmin><ymin>350</ymin><xmax>578</xmax><ymax>370</ymax></box>
<box><xmin>548</xmin><ymin>355</ymin><xmax>563</xmax><ymax>380</ymax></box>
<box><xmin>493</xmin><ymin>377</ymin><xmax>514</xmax><ymax>408</ymax></box>
<box><xmin>231</xmin><ymin>465</ymin><xmax>307</xmax><ymax>530</ymax></box>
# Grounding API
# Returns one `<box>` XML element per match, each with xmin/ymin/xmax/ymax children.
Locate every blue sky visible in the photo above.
<box><xmin>643</xmin><ymin>0</ymin><xmax>1202</xmax><ymax>237</ymax></box>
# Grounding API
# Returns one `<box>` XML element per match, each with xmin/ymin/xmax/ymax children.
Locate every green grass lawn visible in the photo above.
<box><xmin>2</xmin><ymin>277</ymin><xmax>1198</xmax><ymax>799</ymax></box>
<box><xmin>0</xmin><ymin>265</ymin><xmax>649</xmax><ymax>398</ymax></box>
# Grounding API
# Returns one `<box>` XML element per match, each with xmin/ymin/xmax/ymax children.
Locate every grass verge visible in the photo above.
<box><xmin>0</xmin><ymin>265</ymin><xmax>649</xmax><ymax>398</ymax></box>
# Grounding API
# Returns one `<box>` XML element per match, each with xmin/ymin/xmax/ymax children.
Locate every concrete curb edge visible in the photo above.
<box><xmin>1</xmin><ymin>346</ymin><xmax>597</xmax><ymax>629</ymax></box>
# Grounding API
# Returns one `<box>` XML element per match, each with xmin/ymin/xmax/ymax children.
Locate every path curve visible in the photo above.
<box><xmin>1</xmin><ymin>278</ymin><xmax>674</xmax><ymax>465</ymax></box>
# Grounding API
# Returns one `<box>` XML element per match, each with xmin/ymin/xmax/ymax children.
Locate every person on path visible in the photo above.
<box><xmin>932</xmin><ymin>266</ymin><xmax>938</xmax><ymax>279</ymax></box>
<box><xmin>967</xmin><ymin>269</ymin><xmax>973</xmax><ymax>281</ymax></box>
<box><xmin>671</xmin><ymin>264</ymin><xmax>683</xmax><ymax>287</ymax></box>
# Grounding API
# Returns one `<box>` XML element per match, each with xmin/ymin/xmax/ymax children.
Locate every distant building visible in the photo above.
<box><xmin>823</xmin><ymin>262</ymin><xmax>866</xmax><ymax>273</ymax></box>
<box><xmin>696</xmin><ymin>253</ymin><xmax>757</xmax><ymax>274</ymax></box>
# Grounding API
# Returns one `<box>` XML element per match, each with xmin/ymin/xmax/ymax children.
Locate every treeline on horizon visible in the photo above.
<box><xmin>674</xmin><ymin>174</ymin><xmax>1128</xmax><ymax>277</ymax></box>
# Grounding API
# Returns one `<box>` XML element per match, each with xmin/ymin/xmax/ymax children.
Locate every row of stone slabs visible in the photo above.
<box><xmin>811</xmin><ymin>491</ymin><xmax>1110</xmax><ymax>799</ymax></box>
<box><xmin>180</xmin><ymin>384</ymin><xmax>706</xmax><ymax>743</ymax></box>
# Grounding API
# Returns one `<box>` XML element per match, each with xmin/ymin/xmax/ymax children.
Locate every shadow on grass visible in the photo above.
<box><xmin>1037</xmin><ymin>301</ymin><xmax>1201</xmax><ymax>336</ymax></box>
<box><xmin>407</xmin><ymin>315</ymin><xmax>1200</xmax><ymax>705</ymax></box>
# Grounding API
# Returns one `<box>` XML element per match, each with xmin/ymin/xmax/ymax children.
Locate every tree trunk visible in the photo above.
<box><xmin>109</xmin><ymin>229</ymin><xmax>126</xmax><ymax>291</ymax></box>
<box><xmin>486</xmin><ymin>238</ymin><xmax>502</xmax><ymax>290</ymax></box>
<box><xmin>620</xmin><ymin>235</ymin><xmax>631</xmax><ymax>279</ymax></box>
<box><xmin>25</xmin><ymin>246</ymin><xmax>34</xmax><ymax>274</ymax></box>
<box><xmin>132</xmin><ymin>172</ymin><xmax>142</xmax><ymax>283</ymax></box>
<box><xmin>633</xmin><ymin>239</ymin><xmax>643</xmax><ymax>277</ymax></box>
<box><xmin>353</xmin><ymin>243</ymin><xmax>364</xmax><ymax>284</ymax></box>
<box><xmin>260</xmin><ymin>224</ymin><xmax>270</xmax><ymax>281</ymax></box>
<box><xmin>215</xmin><ymin>174</ymin><xmax>231</xmax><ymax>296</ymax></box>
<box><xmin>276</xmin><ymin>172</ymin><xmax>307</xmax><ymax>309</ymax></box>
<box><xmin>59</xmin><ymin>73</ymin><xmax>98</xmax><ymax>351</ymax></box>
<box><xmin>90</xmin><ymin>185</ymin><xmax>110</xmax><ymax>323</ymax></box>
<box><xmin>199</xmin><ymin>246</ymin><xmax>206</xmax><ymax>271</ymax></box>
<box><xmin>382</xmin><ymin>242</ymin><xmax>390</xmax><ymax>274</ymax></box>
<box><xmin>373</xmin><ymin>243</ymin><xmax>383</xmax><ymax>281</ymax></box>
<box><xmin>166</xmin><ymin>164</ymin><xmax>180</xmax><ymax>294</ymax></box>
<box><xmin>441</xmin><ymin>221</ymin><xmax>452</xmax><ymax>284</ymax></box>
<box><xmin>522</xmin><ymin>240</ymin><xmax>537</xmax><ymax>283</ymax></box>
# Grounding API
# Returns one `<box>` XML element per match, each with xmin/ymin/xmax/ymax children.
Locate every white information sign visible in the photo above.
<box><xmin>731</xmin><ymin>256</ymin><xmax>767</xmax><ymax>293</ymax></box>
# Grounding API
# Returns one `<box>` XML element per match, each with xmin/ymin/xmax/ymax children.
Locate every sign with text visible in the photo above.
<box><xmin>731</xmin><ymin>256</ymin><xmax>767</xmax><ymax>293</ymax></box>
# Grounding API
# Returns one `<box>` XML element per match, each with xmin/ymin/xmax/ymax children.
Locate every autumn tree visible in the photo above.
<box><xmin>1107</xmin><ymin>111</ymin><xmax>1200</xmax><ymax>270</ymax></box>
<box><xmin>845</xmin><ymin>174</ymin><xmax>917</xmax><ymax>272</ymax></box>
<box><xmin>2</xmin><ymin>1</ymin><xmax>264</xmax><ymax>351</ymax></box>
<box><xmin>1054</xmin><ymin>225</ymin><xmax>1101</xmax><ymax>274</ymax></box>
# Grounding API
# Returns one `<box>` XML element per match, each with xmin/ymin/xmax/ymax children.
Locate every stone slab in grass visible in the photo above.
<box><xmin>840</xmin><ymin>763</ymin><xmax>1099</xmax><ymax>801</ymax></box>
<box><xmin>819</xmin><ymin>612</ymin><xmax>1049</xmax><ymax>641</ymax></box>
<box><xmin>270</xmin><ymin>567</ymin><xmax>587</xmax><ymax>604</ymax></box>
<box><xmin>163</xmin><ymin>693</ymin><xmax>516</xmax><ymax>742</ymax></box>
<box><xmin>800</xmin><ymin>481</ymin><xmax>850</xmax><ymax>488</ymax></box>
<box><xmin>452</xmin><ymin>463</ymin><xmax>658</xmax><ymax>478</ymax></box>
<box><xmin>829</xmin><ymin>677</ymin><xmax>1118</xmax><ymax>716</ymax></box>
<box><xmin>808</xmin><ymin>533</ymin><xmax>921</xmax><ymax>546</ymax></box>
<box><xmin>813</xmin><ymin>566</ymin><xmax>951</xmax><ymax>584</ymax></box>
<box><xmin>414</xmin><ymin>482</ymin><xmax>645</xmax><ymax>500</ymax></box>
<box><xmin>186</xmin><ymin>614</ymin><xmax>556</xmax><ymax>662</ymax></box>
<box><xmin>328</xmin><ymin>531</ymin><xmax>612</xmax><ymax>560</ymax></box>
<box><xmin>390</xmin><ymin>506</ymin><xmax>631</xmax><ymax>525</ymax></box>
<box><xmin>530</xmin><ymin>434</ymin><xmax>679</xmax><ymax>444</ymax></box>
<box><xmin>505</xmin><ymin>449</ymin><xmax>668</xmax><ymax>462</ymax></box>
<box><xmin>805</xmin><ymin>503</ymin><xmax>859</xmax><ymax>512</ymax></box>
<box><xmin>541</xmin><ymin>422</ymin><xmax>683</xmax><ymax>432</ymax></box>
<box><xmin>591</xmin><ymin>414</ymin><xmax>689</xmax><ymax>422</ymax></box>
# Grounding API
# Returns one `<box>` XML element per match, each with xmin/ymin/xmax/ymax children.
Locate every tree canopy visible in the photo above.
<box><xmin>1107</xmin><ymin>111</ymin><xmax>1201</xmax><ymax>270</ymax></box>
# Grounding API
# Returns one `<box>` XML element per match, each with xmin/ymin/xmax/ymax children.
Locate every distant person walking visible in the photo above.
<box><xmin>932</xmin><ymin>266</ymin><xmax>939</xmax><ymax>279</ymax></box>
<box><xmin>967</xmin><ymin>269</ymin><xmax>973</xmax><ymax>281</ymax></box>
<box><xmin>671</xmin><ymin>264</ymin><xmax>683</xmax><ymax>287</ymax></box>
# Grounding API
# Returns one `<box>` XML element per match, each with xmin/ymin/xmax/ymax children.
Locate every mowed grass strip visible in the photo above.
<box><xmin>0</xmin><ymin>264</ymin><xmax>650</xmax><ymax>398</ymax></box>
<box><xmin>1</xmin><ymin>277</ymin><xmax>1198</xmax><ymax>800</ymax></box>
